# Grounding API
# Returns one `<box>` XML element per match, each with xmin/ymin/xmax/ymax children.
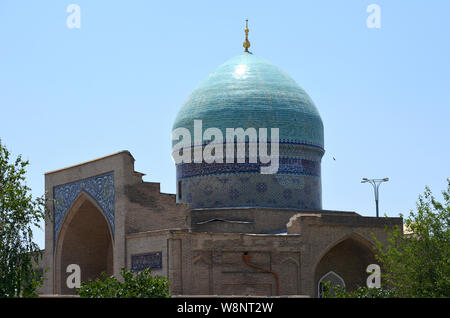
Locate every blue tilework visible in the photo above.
<box><xmin>53</xmin><ymin>172</ymin><xmax>114</xmax><ymax>243</ymax></box>
<box><xmin>177</xmin><ymin>158</ymin><xmax>320</xmax><ymax>179</ymax></box>
<box><xmin>173</xmin><ymin>52</ymin><xmax>325</xmax><ymax>210</ymax></box>
<box><xmin>173</xmin><ymin>52</ymin><xmax>324</xmax><ymax>148</ymax></box>
<box><xmin>179</xmin><ymin>173</ymin><xmax>322</xmax><ymax>210</ymax></box>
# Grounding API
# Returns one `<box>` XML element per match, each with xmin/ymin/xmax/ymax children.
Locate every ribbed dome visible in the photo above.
<box><xmin>173</xmin><ymin>52</ymin><xmax>324</xmax><ymax>149</ymax></box>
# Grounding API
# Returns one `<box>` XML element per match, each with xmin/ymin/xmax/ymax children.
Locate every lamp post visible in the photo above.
<box><xmin>361</xmin><ymin>178</ymin><xmax>389</xmax><ymax>217</ymax></box>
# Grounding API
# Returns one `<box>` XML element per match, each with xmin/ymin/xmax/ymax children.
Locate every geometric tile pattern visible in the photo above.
<box><xmin>173</xmin><ymin>51</ymin><xmax>325</xmax><ymax>211</ymax></box>
<box><xmin>177</xmin><ymin>157</ymin><xmax>320</xmax><ymax>179</ymax></box>
<box><xmin>179</xmin><ymin>172</ymin><xmax>322</xmax><ymax>210</ymax></box>
<box><xmin>53</xmin><ymin>172</ymin><xmax>114</xmax><ymax>243</ymax></box>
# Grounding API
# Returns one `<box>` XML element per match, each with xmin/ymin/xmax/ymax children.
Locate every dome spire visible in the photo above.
<box><xmin>243</xmin><ymin>19</ymin><xmax>251</xmax><ymax>52</ymax></box>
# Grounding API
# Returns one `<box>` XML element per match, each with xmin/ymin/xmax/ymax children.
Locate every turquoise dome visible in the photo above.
<box><xmin>173</xmin><ymin>51</ymin><xmax>325</xmax><ymax>211</ymax></box>
<box><xmin>173</xmin><ymin>52</ymin><xmax>324</xmax><ymax>148</ymax></box>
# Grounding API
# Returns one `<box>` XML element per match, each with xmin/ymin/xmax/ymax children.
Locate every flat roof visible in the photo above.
<box><xmin>44</xmin><ymin>150</ymin><xmax>134</xmax><ymax>175</ymax></box>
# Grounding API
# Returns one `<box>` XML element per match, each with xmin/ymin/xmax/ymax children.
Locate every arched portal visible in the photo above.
<box><xmin>314</xmin><ymin>234</ymin><xmax>376</xmax><ymax>297</ymax></box>
<box><xmin>55</xmin><ymin>193</ymin><xmax>114</xmax><ymax>295</ymax></box>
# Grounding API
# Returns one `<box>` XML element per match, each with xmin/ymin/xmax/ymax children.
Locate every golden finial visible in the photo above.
<box><xmin>243</xmin><ymin>19</ymin><xmax>251</xmax><ymax>52</ymax></box>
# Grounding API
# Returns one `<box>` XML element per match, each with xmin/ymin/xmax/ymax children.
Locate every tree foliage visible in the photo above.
<box><xmin>324</xmin><ymin>179</ymin><xmax>450</xmax><ymax>298</ymax></box>
<box><xmin>373</xmin><ymin>179</ymin><xmax>450</xmax><ymax>298</ymax></box>
<box><xmin>321</xmin><ymin>281</ymin><xmax>395</xmax><ymax>298</ymax></box>
<box><xmin>0</xmin><ymin>140</ymin><xmax>46</xmax><ymax>297</ymax></box>
<box><xmin>77</xmin><ymin>268</ymin><xmax>171</xmax><ymax>298</ymax></box>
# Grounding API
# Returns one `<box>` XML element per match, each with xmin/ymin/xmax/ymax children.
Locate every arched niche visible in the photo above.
<box><xmin>314</xmin><ymin>233</ymin><xmax>376</xmax><ymax>297</ymax></box>
<box><xmin>54</xmin><ymin>192</ymin><xmax>114</xmax><ymax>295</ymax></box>
<box><xmin>318</xmin><ymin>271</ymin><xmax>345</xmax><ymax>298</ymax></box>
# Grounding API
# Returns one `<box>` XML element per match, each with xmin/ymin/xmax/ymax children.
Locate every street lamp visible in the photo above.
<box><xmin>361</xmin><ymin>178</ymin><xmax>389</xmax><ymax>217</ymax></box>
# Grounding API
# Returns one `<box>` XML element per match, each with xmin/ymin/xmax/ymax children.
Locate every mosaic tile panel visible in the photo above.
<box><xmin>179</xmin><ymin>173</ymin><xmax>322</xmax><ymax>210</ymax></box>
<box><xmin>131</xmin><ymin>252</ymin><xmax>162</xmax><ymax>271</ymax></box>
<box><xmin>53</xmin><ymin>172</ymin><xmax>115</xmax><ymax>242</ymax></box>
<box><xmin>177</xmin><ymin>157</ymin><xmax>320</xmax><ymax>179</ymax></box>
<box><xmin>175</xmin><ymin>140</ymin><xmax>323</xmax><ymax>210</ymax></box>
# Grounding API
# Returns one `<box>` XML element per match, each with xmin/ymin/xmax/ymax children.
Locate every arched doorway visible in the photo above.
<box><xmin>55</xmin><ymin>193</ymin><xmax>114</xmax><ymax>295</ymax></box>
<box><xmin>318</xmin><ymin>271</ymin><xmax>345</xmax><ymax>298</ymax></box>
<box><xmin>314</xmin><ymin>234</ymin><xmax>376</xmax><ymax>297</ymax></box>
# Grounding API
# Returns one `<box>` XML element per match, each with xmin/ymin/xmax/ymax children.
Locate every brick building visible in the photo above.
<box><xmin>39</xmin><ymin>30</ymin><xmax>402</xmax><ymax>297</ymax></box>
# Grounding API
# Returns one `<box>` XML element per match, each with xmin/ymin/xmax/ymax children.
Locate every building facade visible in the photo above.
<box><xmin>39</xmin><ymin>32</ymin><xmax>402</xmax><ymax>297</ymax></box>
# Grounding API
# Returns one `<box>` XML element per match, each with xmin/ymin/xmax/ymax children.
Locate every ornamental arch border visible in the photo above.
<box><xmin>53</xmin><ymin>191</ymin><xmax>114</xmax><ymax>294</ymax></box>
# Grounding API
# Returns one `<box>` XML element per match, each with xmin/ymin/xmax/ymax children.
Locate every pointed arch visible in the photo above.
<box><xmin>52</xmin><ymin>171</ymin><xmax>115</xmax><ymax>245</ymax></box>
<box><xmin>313</xmin><ymin>232</ymin><xmax>376</xmax><ymax>297</ymax></box>
<box><xmin>193</xmin><ymin>255</ymin><xmax>211</xmax><ymax>265</ymax></box>
<box><xmin>54</xmin><ymin>191</ymin><xmax>114</xmax><ymax>294</ymax></box>
<box><xmin>280</xmin><ymin>255</ymin><xmax>301</xmax><ymax>295</ymax></box>
<box><xmin>318</xmin><ymin>271</ymin><xmax>345</xmax><ymax>298</ymax></box>
<box><xmin>281</xmin><ymin>256</ymin><xmax>300</xmax><ymax>267</ymax></box>
<box><xmin>313</xmin><ymin>232</ymin><xmax>375</xmax><ymax>271</ymax></box>
<box><xmin>55</xmin><ymin>191</ymin><xmax>114</xmax><ymax>249</ymax></box>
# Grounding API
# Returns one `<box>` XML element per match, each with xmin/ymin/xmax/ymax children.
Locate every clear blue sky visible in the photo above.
<box><xmin>1</xmin><ymin>0</ymin><xmax>449</xmax><ymax>249</ymax></box>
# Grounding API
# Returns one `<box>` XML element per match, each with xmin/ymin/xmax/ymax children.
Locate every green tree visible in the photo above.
<box><xmin>0</xmin><ymin>140</ymin><xmax>46</xmax><ymax>297</ymax></box>
<box><xmin>373</xmin><ymin>179</ymin><xmax>450</xmax><ymax>298</ymax></box>
<box><xmin>321</xmin><ymin>281</ymin><xmax>395</xmax><ymax>298</ymax></box>
<box><xmin>77</xmin><ymin>268</ymin><xmax>171</xmax><ymax>298</ymax></box>
<box><xmin>324</xmin><ymin>179</ymin><xmax>450</xmax><ymax>298</ymax></box>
